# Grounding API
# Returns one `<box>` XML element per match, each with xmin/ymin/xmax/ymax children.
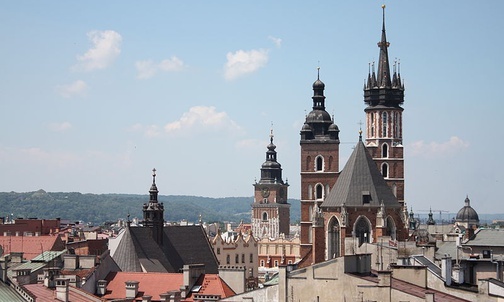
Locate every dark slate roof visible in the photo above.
<box><xmin>113</xmin><ymin>225</ymin><xmax>219</xmax><ymax>274</ymax></box>
<box><xmin>322</xmin><ymin>140</ymin><xmax>400</xmax><ymax>208</ymax></box>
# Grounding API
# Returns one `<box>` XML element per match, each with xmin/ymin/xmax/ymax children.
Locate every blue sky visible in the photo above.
<box><xmin>1</xmin><ymin>1</ymin><xmax>503</xmax><ymax>214</ymax></box>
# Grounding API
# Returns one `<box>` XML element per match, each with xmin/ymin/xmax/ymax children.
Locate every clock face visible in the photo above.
<box><xmin>261</xmin><ymin>187</ymin><xmax>270</xmax><ymax>198</ymax></box>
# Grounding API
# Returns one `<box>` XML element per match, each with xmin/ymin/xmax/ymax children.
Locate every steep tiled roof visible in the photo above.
<box><xmin>0</xmin><ymin>235</ymin><xmax>65</xmax><ymax>260</ymax></box>
<box><xmin>22</xmin><ymin>283</ymin><xmax>101</xmax><ymax>302</ymax></box>
<box><xmin>322</xmin><ymin>140</ymin><xmax>400</xmax><ymax>208</ymax></box>
<box><xmin>103</xmin><ymin>271</ymin><xmax>183</xmax><ymax>301</ymax></box>
<box><xmin>113</xmin><ymin>225</ymin><xmax>219</xmax><ymax>274</ymax></box>
<box><xmin>102</xmin><ymin>271</ymin><xmax>235</xmax><ymax>301</ymax></box>
<box><xmin>465</xmin><ymin>229</ymin><xmax>504</xmax><ymax>247</ymax></box>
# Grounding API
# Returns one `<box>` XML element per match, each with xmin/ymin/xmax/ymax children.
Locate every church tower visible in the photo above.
<box><xmin>299</xmin><ymin>69</ymin><xmax>340</xmax><ymax>259</ymax></box>
<box><xmin>251</xmin><ymin>130</ymin><xmax>290</xmax><ymax>239</ymax></box>
<box><xmin>363</xmin><ymin>5</ymin><xmax>405</xmax><ymax>204</ymax></box>
<box><xmin>142</xmin><ymin>168</ymin><xmax>165</xmax><ymax>245</ymax></box>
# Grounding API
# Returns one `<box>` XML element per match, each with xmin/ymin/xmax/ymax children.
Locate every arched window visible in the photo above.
<box><xmin>315</xmin><ymin>184</ymin><xmax>323</xmax><ymax>200</ymax></box>
<box><xmin>355</xmin><ymin>217</ymin><xmax>371</xmax><ymax>246</ymax></box>
<box><xmin>308</xmin><ymin>185</ymin><xmax>313</xmax><ymax>200</ymax></box>
<box><xmin>242</xmin><ymin>254</ymin><xmax>245</xmax><ymax>263</ymax></box>
<box><xmin>392</xmin><ymin>183</ymin><xmax>397</xmax><ymax>197</ymax></box>
<box><xmin>382</xmin><ymin>163</ymin><xmax>388</xmax><ymax>178</ymax></box>
<box><xmin>394</xmin><ymin>112</ymin><xmax>399</xmax><ymax>137</ymax></box>
<box><xmin>235</xmin><ymin>254</ymin><xmax>239</xmax><ymax>264</ymax></box>
<box><xmin>262</xmin><ymin>212</ymin><xmax>268</xmax><ymax>221</ymax></box>
<box><xmin>370</xmin><ymin>113</ymin><xmax>375</xmax><ymax>137</ymax></box>
<box><xmin>386</xmin><ymin>216</ymin><xmax>397</xmax><ymax>240</ymax></box>
<box><xmin>328</xmin><ymin>217</ymin><xmax>340</xmax><ymax>259</ymax></box>
<box><xmin>382</xmin><ymin>143</ymin><xmax>388</xmax><ymax>158</ymax></box>
<box><xmin>315</xmin><ymin>156</ymin><xmax>324</xmax><ymax>171</ymax></box>
<box><xmin>226</xmin><ymin>255</ymin><xmax>230</xmax><ymax>264</ymax></box>
<box><xmin>382</xmin><ymin>112</ymin><xmax>388</xmax><ymax>137</ymax></box>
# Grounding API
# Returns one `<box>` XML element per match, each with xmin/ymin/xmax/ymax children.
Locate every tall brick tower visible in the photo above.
<box><xmin>299</xmin><ymin>69</ymin><xmax>340</xmax><ymax>259</ymax></box>
<box><xmin>363</xmin><ymin>5</ymin><xmax>405</xmax><ymax>204</ymax></box>
<box><xmin>251</xmin><ymin>130</ymin><xmax>290</xmax><ymax>239</ymax></box>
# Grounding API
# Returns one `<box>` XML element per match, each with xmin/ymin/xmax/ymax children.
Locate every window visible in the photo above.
<box><xmin>235</xmin><ymin>254</ymin><xmax>239</xmax><ymax>264</ymax></box>
<box><xmin>362</xmin><ymin>191</ymin><xmax>371</xmax><ymax>204</ymax></box>
<box><xmin>250</xmin><ymin>254</ymin><xmax>253</xmax><ymax>263</ymax></box>
<box><xmin>260</xmin><ymin>260</ymin><xmax>265</xmax><ymax>267</ymax></box>
<box><xmin>382</xmin><ymin>163</ymin><xmax>388</xmax><ymax>178</ymax></box>
<box><xmin>262</xmin><ymin>212</ymin><xmax>268</xmax><ymax>221</ymax></box>
<box><xmin>382</xmin><ymin>143</ymin><xmax>388</xmax><ymax>158</ymax></box>
<box><xmin>371</xmin><ymin>113</ymin><xmax>375</xmax><ymax>137</ymax></box>
<box><xmin>217</xmin><ymin>248</ymin><xmax>220</xmax><ymax>255</ymax></box>
<box><xmin>394</xmin><ymin>112</ymin><xmax>399</xmax><ymax>137</ymax></box>
<box><xmin>316</xmin><ymin>156</ymin><xmax>323</xmax><ymax>171</ymax></box>
<box><xmin>315</xmin><ymin>184</ymin><xmax>323</xmax><ymax>199</ymax></box>
<box><xmin>308</xmin><ymin>185</ymin><xmax>313</xmax><ymax>200</ymax></box>
<box><xmin>242</xmin><ymin>254</ymin><xmax>245</xmax><ymax>263</ymax></box>
<box><xmin>226</xmin><ymin>255</ymin><xmax>230</xmax><ymax>264</ymax></box>
<box><xmin>288</xmin><ymin>260</ymin><xmax>293</xmax><ymax>264</ymax></box>
<box><xmin>274</xmin><ymin>260</ymin><xmax>279</xmax><ymax>267</ymax></box>
<box><xmin>382</xmin><ymin>112</ymin><xmax>388</xmax><ymax>137</ymax></box>
<box><xmin>306</xmin><ymin>156</ymin><xmax>311</xmax><ymax>171</ymax></box>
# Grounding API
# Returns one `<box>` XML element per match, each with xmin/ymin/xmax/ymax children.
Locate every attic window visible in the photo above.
<box><xmin>362</xmin><ymin>191</ymin><xmax>371</xmax><ymax>204</ymax></box>
<box><xmin>191</xmin><ymin>285</ymin><xmax>202</xmax><ymax>293</ymax></box>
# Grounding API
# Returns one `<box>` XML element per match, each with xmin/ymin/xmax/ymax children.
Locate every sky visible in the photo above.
<box><xmin>1</xmin><ymin>1</ymin><xmax>503</xmax><ymax>215</ymax></box>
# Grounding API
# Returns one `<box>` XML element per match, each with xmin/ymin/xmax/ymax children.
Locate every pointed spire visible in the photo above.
<box><xmin>149</xmin><ymin>168</ymin><xmax>158</xmax><ymax>202</ymax></box>
<box><xmin>377</xmin><ymin>4</ymin><xmax>392</xmax><ymax>88</ymax></box>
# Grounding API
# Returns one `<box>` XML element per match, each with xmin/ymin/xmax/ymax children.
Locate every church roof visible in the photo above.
<box><xmin>113</xmin><ymin>225</ymin><xmax>219</xmax><ymax>274</ymax></box>
<box><xmin>322</xmin><ymin>138</ymin><xmax>400</xmax><ymax>208</ymax></box>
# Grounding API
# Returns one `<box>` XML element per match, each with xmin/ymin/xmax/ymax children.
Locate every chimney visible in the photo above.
<box><xmin>55</xmin><ymin>278</ymin><xmax>69</xmax><ymax>302</ymax></box>
<box><xmin>14</xmin><ymin>268</ymin><xmax>32</xmax><ymax>285</ymax></box>
<box><xmin>43</xmin><ymin>267</ymin><xmax>61</xmax><ymax>288</ymax></box>
<box><xmin>163</xmin><ymin>290</ymin><xmax>181</xmax><ymax>302</ymax></box>
<box><xmin>125</xmin><ymin>280</ymin><xmax>139</xmax><ymax>299</ymax></box>
<box><xmin>424</xmin><ymin>292</ymin><xmax>435</xmax><ymax>302</ymax></box>
<box><xmin>377</xmin><ymin>270</ymin><xmax>391</xmax><ymax>287</ymax></box>
<box><xmin>63</xmin><ymin>254</ymin><xmax>78</xmax><ymax>270</ymax></box>
<box><xmin>142</xmin><ymin>295</ymin><xmax>152</xmax><ymax>302</ymax></box>
<box><xmin>11</xmin><ymin>252</ymin><xmax>24</xmax><ymax>263</ymax></box>
<box><xmin>96</xmin><ymin>279</ymin><xmax>107</xmax><ymax>296</ymax></box>
<box><xmin>182</xmin><ymin>264</ymin><xmax>205</xmax><ymax>294</ymax></box>
<box><xmin>441</xmin><ymin>255</ymin><xmax>452</xmax><ymax>286</ymax></box>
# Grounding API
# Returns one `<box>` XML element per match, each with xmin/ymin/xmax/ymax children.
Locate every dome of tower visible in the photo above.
<box><xmin>306</xmin><ymin>110</ymin><xmax>332</xmax><ymax>123</ymax></box>
<box><xmin>329</xmin><ymin>123</ymin><xmax>339</xmax><ymax>131</ymax></box>
<box><xmin>455</xmin><ymin>196</ymin><xmax>479</xmax><ymax>223</ymax></box>
<box><xmin>313</xmin><ymin>78</ymin><xmax>325</xmax><ymax>89</ymax></box>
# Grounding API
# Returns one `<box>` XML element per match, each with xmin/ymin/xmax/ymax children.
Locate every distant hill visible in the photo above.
<box><xmin>0</xmin><ymin>190</ymin><xmax>301</xmax><ymax>226</ymax></box>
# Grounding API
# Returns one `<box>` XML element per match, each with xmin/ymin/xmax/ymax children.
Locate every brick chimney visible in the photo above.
<box><xmin>125</xmin><ymin>280</ymin><xmax>139</xmax><ymax>299</ymax></box>
<box><xmin>142</xmin><ymin>295</ymin><xmax>152</xmax><ymax>302</ymax></box>
<box><xmin>96</xmin><ymin>279</ymin><xmax>107</xmax><ymax>296</ymax></box>
<box><xmin>55</xmin><ymin>278</ymin><xmax>69</xmax><ymax>302</ymax></box>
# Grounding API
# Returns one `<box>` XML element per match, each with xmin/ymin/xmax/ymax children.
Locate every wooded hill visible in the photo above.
<box><xmin>0</xmin><ymin>190</ymin><xmax>301</xmax><ymax>226</ymax></box>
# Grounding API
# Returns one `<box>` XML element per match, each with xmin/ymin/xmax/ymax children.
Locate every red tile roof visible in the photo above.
<box><xmin>23</xmin><ymin>283</ymin><xmax>100</xmax><ymax>302</ymax></box>
<box><xmin>102</xmin><ymin>271</ymin><xmax>235</xmax><ymax>301</ymax></box>
<box><xmin>102</xmin><ymin>271</ymin><xmax>183</xmax><ymax>301</ymax></box>
<box><xmin>0</xmin><ymin>235</ymin><xmax>64</xmax><ymax>260</ymax></box>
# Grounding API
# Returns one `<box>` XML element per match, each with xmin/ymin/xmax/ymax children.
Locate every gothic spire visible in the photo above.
<box><xmin>377</xmin><ymin>5</ymin><xmax>391</xmax><ymax>88</ymax></box>
<box><xmin>149</xmin><ymin>168</ymin><xmax>158</xmax><ymax>202</ymax></box>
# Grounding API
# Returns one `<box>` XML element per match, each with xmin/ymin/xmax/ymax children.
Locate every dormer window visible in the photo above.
<box><xmin>362</xmin><ymin>191</ymin><xmax>371</xmax><ymax>204</ymax></box>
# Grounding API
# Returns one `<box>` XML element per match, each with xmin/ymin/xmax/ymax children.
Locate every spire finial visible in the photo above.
<box><xmin>317</xmin><ymin>66</ymin><xmax>320</xmax><ymax>80</ymax></box>
<box><xmin>152</xmin><ymin>168</ymin><xmax>157</xmax><ymax>183</ymax></box>
<box><xmin>270</xmin><ymin>122</ymin><xmax>274</xmax><ymax>144</ymax></box>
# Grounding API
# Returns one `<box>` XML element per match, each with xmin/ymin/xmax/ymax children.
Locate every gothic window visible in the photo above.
<box><xmin>328</xmin><ymin>217</ymin><xmax>340</xmax><ymax>259</ymax></box>
<box><xmin>394</xmin><ymin>112</ymin><xmax>399</xmax><ymax>137</ymax></box>
<box><xmin>392</xmin><ymin>183</ymin><xmax>397</xmax><ymax>197</ymax></box>
<box><xmin>382</xmin><ymin>163</ymin><xmax>389</xmax><ymax>178</ymax></box>
<box><xmin>262</xmin><ymin>212</ymin><xmax>268</xmax><ymax>221</ymax></box>
<box><xmin>382</xmin><ymin>112</ymin><xmax>388</xmax><ymax>137</ymax></box>
<box><xmin>226</xmin><ymin>255</ymin><xmax>230</xmax><ymax>264</ymax></box>
<box><xmin>355</xmin><ymin>217</ymin><xmax>371</xmax><ymax>246</ymax></box>
<box><xmin>217</xmin><ymin>248</ymin><xmax>220</xmax><ymax>255</ymax></box>
<box><xmin>386</xmin><ymin>216</ymin><xmax>397</xmax><ymax>240</ymax></box>
<box><xmin>274</xmin><ymin>260</ymin><xmax>279</xmax><ymax>267</ymax></box>
<box><xmin>382</xmin><ymin>143</ymin><xmax>388</xmax><ymax>158</ymax></box>
<box><xmin>370</xmin><ymin>113</ymin><xmax>375</xmax><ymax>137</ymax></box>
<box><xmin>315</xmin><ymin>156</ymin><xmax>324</xmax><ymax>171</ymax></box>
<box><xmin>315</xmin><ymin>184</ymin><xmax>323</xmax><ymax>200</ymax></box>
<box><xmin>242</xmin><ymin>254</ymin><xmax>245</xmax><ymax>263</ymax></box>
<box><xmin>235</xmin><ymin>254</ymin><xmax>239</xmax><ymax>264</ymax></box>
<box><xmin>250</xmin><ymin>254</ymin><xmax>253</xmax><ymax>263</ymax></box>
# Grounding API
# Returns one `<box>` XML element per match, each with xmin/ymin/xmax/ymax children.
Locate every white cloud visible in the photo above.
<box><xmin>48</xmin><ymin>122</ymin><xmax>72</xmax><ymax>132</ymax></box>
<box><xmin>73</xmin><ymin>30</ymin><xmax>122</xmax><ymax>71</ymax></box>
<box><xmin>408</xmin><ymin>136</ymin><xmax>469</xmax><ymax>157</ymax></box>
<box><xmin>224</xmin><ymin>49</ymin><xmax>269</xmax><ymax>80</ymax></box>
<box><xmin>55</xmin><ymin>80</ymin><xmax>88</xmax><ymax>98</ymax></box>
<box><xmin>268</xmin><ymin>36</ymin><xmax>282</xmax><ymax>48</ymax></box>
<box><xmin>135</xmin><ymin>56</ymin><xmax>185</xmax><ymax>79</ymax></box>
<box><xmin>165</xmin><ymin>106</ymin><xmax>241</xmax><ymax>135</ymax></box>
